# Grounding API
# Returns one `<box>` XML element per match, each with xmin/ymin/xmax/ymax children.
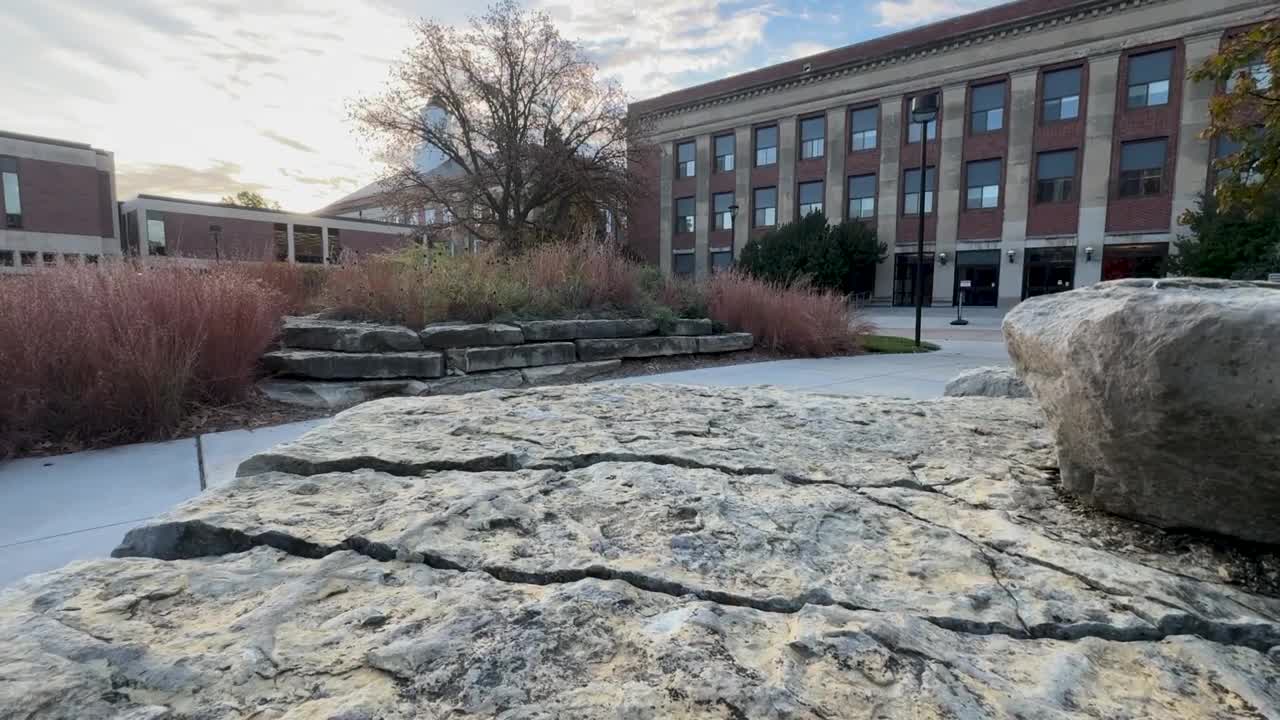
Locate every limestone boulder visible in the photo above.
<box><xmin>516</xmin><ymin>318</ymin><xmax>657</xmax><ymax>341</ymax></box>
<box><xmin>257</xmin><ymin>378</ymin><xmax>422</xmax><ymax>409</ymax></box>
<box><xmin>575</xmin><ymin>335</ymin><xmax>699</xmax><ymax>361</ymax></box>
<box><xmin>445</xmin><ymin>342</ymin><xmax>576</xmax><ymax>372</ymax></box>
<box><xmin>520</xmin><ymin>359</ymin><xmax>621</xmax><ymax>384</ymax></box>
<box><xmin>281</xmin><ymin>316</ymin><xmax>423</xmax><ymax>352</ymax></box>
<box><xmin>419</xmin><ymin>322</ymin><xmax>524</xmax><ymax>349</ymax></box>
<box><xmin>659</xmin><ymin>317</ymin><xmax>713</xmax><ymax>336</ymax></box>
<box><xmin>1004</xmin><ymin>278</ymin><xmax>1280</xmax><ymax>543</ymax></box>
<box><xmin>944</xmin><ymin>366</ymin><xmax>1029</xmax><ymax>399</ymax></box>
<box><xmin>414</xmin><ymin>369</ymin><xmax>525</xmax><ymax>395</ymax></box>
<box><xmin>696</xmin><ymin>332</ymin><xmax>754</xmax><ymax>353</ymax></box>
<box><xmin>262</xmin><ymin>349</ymin><xmax>444</xmax><ymax>380</ymax></box>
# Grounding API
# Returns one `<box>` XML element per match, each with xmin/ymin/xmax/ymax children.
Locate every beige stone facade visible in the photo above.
<box><xmin>628</xmin><ymin>0</ymin><xmax>1272</xmax><ymax>307</ymax></box>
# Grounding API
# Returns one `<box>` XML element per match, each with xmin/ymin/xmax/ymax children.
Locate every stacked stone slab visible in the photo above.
<box><xmin>259</xmin><ymin>315</ymin><xmax>755</xmax><ymax>410</ymax></box>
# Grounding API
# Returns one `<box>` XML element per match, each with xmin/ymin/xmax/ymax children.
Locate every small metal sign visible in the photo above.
<box><xmin>960</xmin><ymin>280</ymin><xmax>973</xmax><ymax>288</ymax></box>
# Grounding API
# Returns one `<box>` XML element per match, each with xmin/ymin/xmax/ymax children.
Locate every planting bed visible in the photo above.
<box><xmin>260</xmin><ymin>316</ymin><xmax>754</xmax><ymax>409</ymax></box>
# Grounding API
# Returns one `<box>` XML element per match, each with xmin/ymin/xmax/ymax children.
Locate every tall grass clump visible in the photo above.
<box><xmin>705</xmin><ymin>270</ymin><xmax>872</xmax><ymax>356</ymax></box>
<box><xmin>0</xmin><ymin>263</ymin><xmax>286</xmax><ymax>457</ymax></box>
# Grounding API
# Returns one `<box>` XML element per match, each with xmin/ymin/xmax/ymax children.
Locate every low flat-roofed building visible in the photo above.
<box><xmin>0</xmin><ymin>130</ymin><xmax>119</xmax><ymax>270</ymax></box>
<box><xmin>118</xmin><ymin>195</ymin><xmax>415</xmax><ymax>264</ymax></box>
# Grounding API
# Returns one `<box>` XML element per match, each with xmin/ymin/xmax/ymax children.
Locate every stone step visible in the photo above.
<box><xmin>696</xmin><ymin>333</ymin><xmax>754</xmax><ymax>353</ymax></box>
<box><xmin>446</xmin><ymin>342</ymin><xmax>577</xmax><ymax>373</ymax></box>
<box><xmin>574</xmin><ymin>336</ymin><xmax>699</xmax><ymax>361</ymax></box>
<box><xmin>420</xmin><ymin>322</ymin><xmax>524</xmax><ymax>349</ymax></box>
<box><xmin>521</xmin><ymin>359</ymin><xmax>621</xmax><ymax>384</ymax></box>
<box><xmin>263</xmin><ymin>350</ymin><xmax>444</xmax><ymax>380</ymax></box>
<box><xmin>282</xmin><ymin>317</ymin><xmax>423</xmax><ymax>352</ymax></box>
<box><xmin>658</xmin><ymin>318</ymin><xmax>713</xmax><ymax>336</ymax></box>
<box><xmin>515</xmin><ymin>318</ymin><xmax>659</xmax><ymax>341</ymax></box>
<box><xmin>258</xmin><ymin>378</ymin><xmax>423</xmax><ymax>410</ymax></box>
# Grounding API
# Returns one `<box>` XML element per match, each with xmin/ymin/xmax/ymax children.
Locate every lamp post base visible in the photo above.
<box><xmin>949</xmin><ymin>318</ymin><xmax>970</xmax><ymax>326</ymax></box>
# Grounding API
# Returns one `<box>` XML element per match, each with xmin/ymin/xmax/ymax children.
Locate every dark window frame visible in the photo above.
<box><xmin>797</xmin><ymin>180</ymin><xmax>824</xmax><ymax>217</ymax></box>
<box><xmin>847</xmin><ymin>174</ymin><xmax>877</xmax><ymax>219</ymax></box>
<box><xmin>903</xmin><ymin>166</ymin><xmax>937</xmax><ymax>216</ymax></box>
<box><xmin>672</xmin><ymin>251</ymin><xmax>695</xmax><ymax>277</ymax></box>
<box><xmin>1035</xmin><ymin>149</ymin><xmax>1077</xmax><ymax>204</ymax></box>
<box><xmin>709</xmin><ymin>248</ymin><xmax>734</xmax><ymax>274</ymax></box>
<box><xmin>965</xmin><ymin>159</ymin><xmax>1002</xmax><ymax>210</ymax></box>
<box><xmin>1118</xmin><ymin>138</ymin><xmax>1168</xmax><ymax>198</ymax></box>
<box><xmin>1042</xmin><ymin>66</ymin><xmax>1083</xmax><ymax>123</ymax></box>
<box><xmin>1125</xmin><ymin>48</ymin><xmax>1174</xmax><ymax>110</ymax></box>
<box><xmin>714</xmin><ymin>134</ymin><xmax>735</xmax><ymax>173</ymax></box>
<box><xmin>674</xmin><ymin>196</ymin><xmax>696</xmax><ymax>234</ymax></box>
<box><xmin>969</xmin><ymin>81</ymin><xmax>1006</xmax><ymax>134</ymax></box>
<box><xmin>675</xmin><ymin>140</ymin><xmax>696</xmax><ymax>178</ymax></box>
<box><xmin>850</xmin><ymin>106</ymin><xmax>879</xmax><ymax>151</ymax></box>
<box><xmin>1</xmin><ymin>156</ymin><xmax>22</xmax><ymax>229</ymax></box>
<box><xmin>755</xmin><ymin>125</ymin><xmax>778</xmax><ymax>167</ymax></box>
<box><xmin>712</xmin><ymin>191</ymin><xmax>735</xmax><ymax>231</ymax></box>
<box><xmin>753</xmin><ymin>186</ymin><xmax>777</xmax><ymax>228</ymax></box>
<box><xmin>799</xmin><ymin>115</ymin><xmax>826</xmax><ymax>160</ymax></box>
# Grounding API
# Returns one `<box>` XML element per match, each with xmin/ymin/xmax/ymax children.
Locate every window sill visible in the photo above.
<box><xmin>1039</xmin><ymin>117</ymin><xmax>1081</xmax><ymax>127</ymax></box>
<box><xmin>847</xmin><ymin>148</ymin><xmax>878</xmax><ymax>156</ymax></box>
<box><xmin>1033</xmin><ymin>198</ymin><xmax>1078</xmax><ymax>206</ymax></box>
<box><xmin>963</xmin><ymin>207</ymin><xmax>1002</xmax><ymax>214</ymax></box>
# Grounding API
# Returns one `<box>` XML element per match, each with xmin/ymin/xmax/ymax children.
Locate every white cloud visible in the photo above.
<box><xmin>873</xmin><ymin>0</ymin><xmax>1001</xmax><ymax>28</ymax></box>
<box><xmin>537</xmin><ymin>0</ymin><xmax>775</xmax><ymax>100</ymax></box>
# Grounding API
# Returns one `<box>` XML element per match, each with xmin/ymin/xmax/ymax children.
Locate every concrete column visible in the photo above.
<box><xmin>777</xmin><ymin>116</ymin><xmax>797</xmax><ymax>225</ymax></box>
<box><xmin>733</xmin><ymin>126</ymin><xmax>751</xmax><ymax>258</ymax></box>
<box><xmin>1169</xmin><ymin>32</ymin><xmax>1222</xmax><ymax>242</ymax></box>
<box><xmin>932</xmin><ymin>83</ymin><xmax>968</xmax><ymax>305</ymax></box>
<box><xmin>659</xmin><ymin>141</ymin><xmax>674</xmax><ymax>275</ymax></box>
<box><xmin>824</xmin><ymin>108</ymin><xmax>847</xmax><ymax>224</ymax></box>
<box><xmin>1076</xmin><ymin>52</ymin><xmax>1121</xmax><ymax>289</ymax></box>
<box><xmin>321</xmin><ymin>227</ymin><xmax>330</xmax><ymax>264</ymax></box>
<box><xmin>694</xmin><ymin>134</ymin><xmax>712</xmax><ymax>277</ymax></box>
<box><xmin>873</xmin><ymin>97</ymin><xmax>903</xmax><ymax>303</ymax></box>
<box><xmin>286</xmin><ymin>223</ymin><xmax>296</xmax><ymax>263</ymax></box>
<box><xmin>998</xmin><ymin>69</ymin><xmax>1040</xmax><ymax>308</ymax></box>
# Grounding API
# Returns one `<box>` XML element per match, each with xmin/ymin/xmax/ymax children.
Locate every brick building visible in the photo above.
<box><xmin>119</xmin><ymin>196</ymin><xmax>414</xmax><ymax>264</ymax></box>
<box><xmin>0</xmin><ymin>130</ymin><xmax>119</xmax><ymax>270</ymax></box>
<box><xmin>627</xmin><ymin>0</ymin><xmax>1272</xmax><ymax>307</ymax></box>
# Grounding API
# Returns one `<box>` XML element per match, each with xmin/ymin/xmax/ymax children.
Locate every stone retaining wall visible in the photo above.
<box><xmin>260</xmin><ymin>316</ymin><xmax>754</xmax><ymax>409</ymax></box>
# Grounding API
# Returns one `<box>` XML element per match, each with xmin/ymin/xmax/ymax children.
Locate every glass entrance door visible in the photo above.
<box><xmin>1103</xmin><ymin>243</ymin><xmax>1168</xmax><ymax>281</ymax></box>
<box><xmin>952</xmin><ymin>250</ymin><xmax>1000</xmax><ymax>306</ymax></box>
<box><xmin>893</xmin><ymin>253</ymin><xmax>934</xmax><ymax>306</ymax></box>
<box><xmin>1023</xmin><ymin>247</ymin><xmax>1076</xmax><ymax>299</ymax></box>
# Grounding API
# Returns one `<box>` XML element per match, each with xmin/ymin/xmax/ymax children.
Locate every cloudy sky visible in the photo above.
<box><xmin>0</xmin><ymin>0</ymin><xmax>999</xmax><ymax>212</ymax></box>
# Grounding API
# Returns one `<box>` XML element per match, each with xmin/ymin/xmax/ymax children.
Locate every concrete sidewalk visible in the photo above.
<box><xmin>0</xmin><ymin>419</ymin><xmax>327</xmax><ymax>586</ymax></box>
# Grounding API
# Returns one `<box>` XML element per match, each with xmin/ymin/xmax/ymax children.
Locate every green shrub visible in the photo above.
<box><xmin>1171</xmin><ymin>192</ymin><xmax>1280</xmax><ymax>280</ymax></box>
<box><xmin>738</xmin><ymin>213</ymin><xmax>885</xmax><ymax>293</ymax></box>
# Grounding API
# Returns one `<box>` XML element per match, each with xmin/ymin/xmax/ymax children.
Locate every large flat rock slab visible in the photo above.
<box><xmin>516</xmin><ymin>318</ymin><xmax>658</xmax><ymax>341</ymax></box>
<box><xmin>1005</xmin><ymin>278</ymin><xmax>1280</xmax><ymax>543</ymax></box>
<box><xmin>575</xmin><ymin>335</ymin><xmax>699</xmax><ymax>360</ymax></box>
<box><xmin>281</xmin><ymin>316</ymin><xmax>423</xmax><ymax>352</ymax></box>
<box><xmin>4</xmin><ymin>548</ymin><xmax>1276</xmax><ymax>719</ymax></box>
<box><xmin>446</xmin><ymin>342</ymin><xmax>577</xmax><ymax>372</ymax></box>
<box><xmin>420</xmin><ymin>322</ymin><xmax>524</xmax><ymax>349</ymax></box>
<box><xmin>262</xmin><ymin>349</ymin><xmax>444</xmax><ymax>380</ymax></box>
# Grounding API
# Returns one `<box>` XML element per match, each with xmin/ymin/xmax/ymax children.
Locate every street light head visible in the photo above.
<box><xmin>1007</xmin><ymin>249</ymin><xmax>1017</xmax><ymax>263</ymax></box>
<box><xmin>910</xmin><ymin>93</ymin><xmax>939</xmax><ymax>123</ymax></box>
<box><xmin>728</xmin><ymin>203</ymin><xmax>740</xmax><ymax>215</ymax></box>
<box><xmin>1085</xmin><ymin>246</ymin><xmax>1094</xmax><ymax>261</ymax></box>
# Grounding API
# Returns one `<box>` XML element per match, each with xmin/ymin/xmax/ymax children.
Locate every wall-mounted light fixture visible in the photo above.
<box><xmin>1007</xmin><ymin>249</ymin><xmax>1017</xmax><ymax>264</ymax></box>
<box><xmin>938</xmin><ymin>251</ymin><xmax>948</xmax><ymax>266</ymax></box>
<box><xmin>1085</xmin><ymin>246</ymin><xmax>1094</xmax><ymax>262</ymax></box>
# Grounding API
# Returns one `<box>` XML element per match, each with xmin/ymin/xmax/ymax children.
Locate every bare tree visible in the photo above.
<box><xmin>352</xmin><ymin>0</ymin><xmax>647</xmax><ymax>252</ymax></box>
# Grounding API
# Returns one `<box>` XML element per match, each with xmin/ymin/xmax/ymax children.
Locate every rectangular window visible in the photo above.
<box><xmin>755</xmin><ymin>126</ymin><xmax>778</xmax><ymax>167</ymax></box>
<box><xmin>41</xmin><ymin>252</ymin><xmax>56</xmax><ymax>265</ymax></box>
<box><xmin>676</xmin><ymin>141</ymin><xmax>696</xmax><ymax>178</ymax></box>
<box><xmin>710</xmin><ymin>248</ymin><xmax>734</xmax><ymax>273</ymax></box>
<box><xmin>1119</xmin><ymin>139</ymin><xmax>1168</xmax><ymax>197</ymax></box>
<box><xmin>903</xmin><ymin>167</ymin><xmax>936</xmax><ymax>215</ymax></box>
<box><xmin>714</xmin><ymin>134</ymin><xmax>735</xmax><ymax>172</ymax></box>
<box><xmin>19</xmin><ymin>251</ymin><xmax>36</xmax><ymax>267</ymax></box>
<box><xmin>850</xmin><ymin>107</ymin><xmax>878</xmax><ymax>151</ymax></box>
<box><xmin>1227</xmin><ymin>58</ymin><xmax>1273</xmax><ymax>92</ymax></box>
<box><xmin>674</xmin><ymin>196</ymin><xmax>695</xmax><ymax>234</ymax></box>
<box><xmin>673</xmin><ymin>251</ymin><xmax>695</xmax><ymax>277</ymax></box>
<box><xmin>1035</xmin><ymin>149</ymin><xmax>1077</xmax><ymax>203</ymax></box>
<box><xmin>1</xmin><ymin>157</ymin><xmax>21</xmax><ymax>228</ymax></box>
<box><xmin>799</xmin><ymin>116</ymin><xmax>825</xmax><ymax>159</ymax></box>
<box><xmin>798</xmin><ymin>180</ymin><xmax>824</xmax><ymax>216</ymax></box>
<box><xmin>146</xmin><ymin>211</ymin><xmax>167</xmax><ymax>256</ymax></box>
<box><xmin>753</xmin><ymin>186</ymin><xmax>777</xmax><ymax>227</ymax></box>
<box><xmin>966</xmin><ymin>159</ymin><xmax>1001</xmax><ymax>209</ymax></box>
<box><xmin>0</xmin><ymin>251</ymin><xmax>13</xmax><ymax>267</ymax></box>
<box><xmin>274</xmin><ymin>223</ymin><xmax>289</xmax><ymax>261</ymax></box>
<box><xmin>1127</xmin><ymin>49</ymin><xmax>1173</xmax><ymax>109</ymax></box>
<box><xmin>295</xmin><ymin>226</ymin><xmax>323</xmax><ymax>264</ymax></box>
<box><xmin>1043</xmin><ymin>67</ymin><xmax>1082</xmax><ymax>121</ymax></box>
<box><xmin>847</xmin><ymin>174</ymin><xmax>876</xmax><ymax>219</ymax></box>
<box><xmin>970</xmin><ymin>82</ymin><xmax>1006</xmax><ymax>133</ymax></box>
<box><xmin>713</xmin><ymin>192</ymin><xmax>735</xmax><ymax>231</ymax></box>
<box><xmin>328</xmin><ymin>229</ymin><xmax>343</xmax><ymax>264</ymax></box>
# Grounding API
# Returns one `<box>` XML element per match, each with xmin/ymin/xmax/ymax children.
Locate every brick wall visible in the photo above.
<box><xmin>626</xmin><ymin>144</ymin><xmax>660</xmax><ymax>265</ymax></box>
<box><xmin>157</xmin><ymin>212</ymin><xmax>275</xmax><ymax>259</ymax></box>
<box><xmin>1027</xmin><ymin>60</ymin><xmax>1089</xmax><ymax>237</ymax></box>
<box><xmin>1105</xmin><ymin>40</ymin><xmax>1183</xmax><ymax>233</ymax></box>
<box><xmin>959</xmin><ymin>77</ymin><xmax>1010</xmax><ymax>241</ymax></box>
<box><xmin>3</xmin><ymin>157</ymin><xmax>109</xmax><ymax>237</ymax></box>
<box><xmin>337</xmin><ymin>228</ymin><xmax>407</xmax><ymax>256</ymax></box>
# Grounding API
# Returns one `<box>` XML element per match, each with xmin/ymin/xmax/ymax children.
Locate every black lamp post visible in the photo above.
<box><xmin>910</xmin><ymin>93</ymin><xmax>939</xmax><ymax>348</ymax></box>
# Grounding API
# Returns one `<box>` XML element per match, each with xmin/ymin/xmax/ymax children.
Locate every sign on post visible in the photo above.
<box><xmin>960</xmin><ymin>280</ymin><xmax>973</xmax><ymax>289</ymax></box>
